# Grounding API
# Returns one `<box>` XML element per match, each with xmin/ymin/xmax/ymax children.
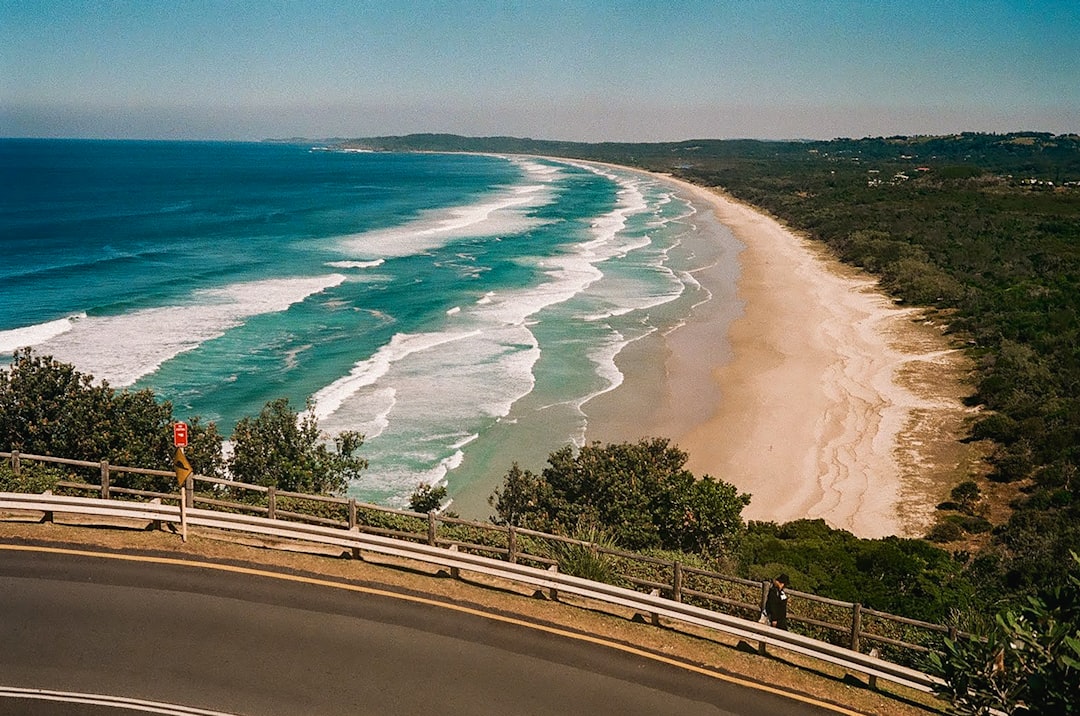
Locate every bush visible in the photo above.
<box><xmin>0</xmin><ymin>349</ymin><xmax>223</xmax><ymax>490</ymax></box>
<box><xmin>927</xmin><ymin>552</ymin><xmax>1080</xmax><ymax>715</ymax></box>
<box><xmin>228</xmin><ymin>398</ymin><xmax>366</xmax><ymax>495</ymax></box>
<box><xmin>928</xmin><ymin>521</ymin><xmax>965</xmax><ymax>543</ymax></box>
<box><xmin>548</xmin><ymin>521</ymin><xmax>618</xmax><ymax>583</ymax></box>
<box><xmin>0</xmin><ymin>463</ymin><xmax>63</xmax><ymax>494</ymax></box>
<box><xmin>945</xmin><ymin>514</ymin><xmax>993</xmax><ymax>535</ymax></box>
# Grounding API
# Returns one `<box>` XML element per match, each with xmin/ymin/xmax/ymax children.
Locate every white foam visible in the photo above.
<box><xmin>326</xmin><ymin>259</ymin><xmax>385</xmax><ymax>269</ymax></box>
<box><xmin>338</xmin><ymin>158</ymin><xmax>561</xmax><ymax>260</ymax></box>
<box><xmin>450</xmin><ymin>433</ymin><xmax>480</xmax><ymax>450</ymax></box>
<box><xmin>0</xmin><ymin>313</ymin><xmax>86</xmax><ymax>353</ymax></box>
<box><xmin>311</xmin><ymin>329</ymin><xmax>483</xmax><ymax>421</ymax></box>
<box><xmin>33</xmin><ymin>274</ymin><xmax>346</xmax><ymax>386</ymax></box>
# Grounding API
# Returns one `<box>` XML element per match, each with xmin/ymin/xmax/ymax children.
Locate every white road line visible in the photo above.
<box><xmin>0</xmin><ymin>686</ymin><xmax>243</xmax><ymax>715</ymax></box>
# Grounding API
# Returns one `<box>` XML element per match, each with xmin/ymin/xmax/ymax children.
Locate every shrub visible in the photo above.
<box><xmin>928</xmin><ymin>521</ymin><xmax>965</xmax><ymax>543</ymax></box>
<box><xmin>927</xmin><ymin>552</ymin><xmax>1080</xmax><ymax>715</ymax></box>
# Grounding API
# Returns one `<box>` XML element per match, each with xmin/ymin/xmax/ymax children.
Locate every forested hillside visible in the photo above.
<box><xmin>343</xmin><ymin>132</ymin><xmax>1080</xmax><ymax>604</ymax></box>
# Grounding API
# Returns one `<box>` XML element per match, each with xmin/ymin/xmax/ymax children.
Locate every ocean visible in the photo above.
<box><xmin>0</xmin><ymin>139</ymin><xmax>732</xmax><ymax>512</ymax></box>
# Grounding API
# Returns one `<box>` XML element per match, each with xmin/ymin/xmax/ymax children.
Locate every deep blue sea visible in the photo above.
<box><xmin>0</xmin><ymin>139</ymin><xmax>718</xmax><ymax>510</ymax></box>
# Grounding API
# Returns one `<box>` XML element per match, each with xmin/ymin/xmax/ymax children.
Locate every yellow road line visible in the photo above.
<box><xmin>0</xmin><ymin>543</ymin><xmax>864</xmax><ymax>716</ymax></box>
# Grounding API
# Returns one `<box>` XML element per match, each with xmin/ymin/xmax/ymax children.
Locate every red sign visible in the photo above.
<box><xmin>173</xmin><ymin>422</ymin><xmax>189</xmax><ymax>448</ymax></box>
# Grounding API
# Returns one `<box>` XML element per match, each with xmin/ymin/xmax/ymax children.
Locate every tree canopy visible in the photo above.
<box><xmin>0</xmin><ymin>349</ymin><xmax>362</xmax><ymax>495</ymax></box>
<box><xmin>228</xmin><ymin>397</ymin><xmax>366</xmax><ymax>494</ymax></box>
<box><xmin>489</xmin><ymin>438</ymin><xmax>750</xmax><ymax>555</ymax></box>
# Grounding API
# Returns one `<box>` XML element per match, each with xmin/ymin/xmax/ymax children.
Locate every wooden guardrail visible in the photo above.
<box><xmin>1</xmin><ymin>450</ymin><xmax>957</xmax><ymax>678</ymax></box>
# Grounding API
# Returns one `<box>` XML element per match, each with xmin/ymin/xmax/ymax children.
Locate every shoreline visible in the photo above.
<box><xmin>582</xmin><ymin>170</ymin><xmax>976</xmax><ymax>539</ymax></box>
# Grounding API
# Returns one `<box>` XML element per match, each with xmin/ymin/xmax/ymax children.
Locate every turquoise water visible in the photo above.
<box><xmin>1</xmin><ymin>139</ymin><xmax>719</xmax><ymax>510</ymax></box>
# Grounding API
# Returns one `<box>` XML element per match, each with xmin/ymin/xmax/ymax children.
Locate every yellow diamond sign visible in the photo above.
<box><xmin>174</xmin><ymin>448</ymin><xmax>193</xmax><ymax>486</ymax></box>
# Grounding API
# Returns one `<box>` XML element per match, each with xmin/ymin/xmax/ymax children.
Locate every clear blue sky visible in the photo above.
<box><xmin>2</xmin><ymin>0</ymin><xmax>1077</xmax><ymax>141</ymax></box>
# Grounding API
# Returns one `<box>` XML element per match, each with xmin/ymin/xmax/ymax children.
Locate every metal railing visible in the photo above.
<box><xmin>1</xmin><ymin>450</ymin><xmax>953</xmax><ymax>692</ymax></box>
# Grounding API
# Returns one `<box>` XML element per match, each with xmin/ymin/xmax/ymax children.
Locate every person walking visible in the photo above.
<box><xmin>764</xmin><ymin>573</ymin><xmax>790</xmax><ymax>630</ymax></box>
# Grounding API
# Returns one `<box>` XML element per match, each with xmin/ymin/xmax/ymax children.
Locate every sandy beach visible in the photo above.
<box><xmin>584</xmin><ymin>171</ymin><xmax>977</xmax><ymax>539</ymax></box>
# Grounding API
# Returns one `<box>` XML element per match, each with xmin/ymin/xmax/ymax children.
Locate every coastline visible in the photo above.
<box><xmin>582</xmin><ymin>170</ymin><xmax>977</xmax><ymax>539</ymax></box>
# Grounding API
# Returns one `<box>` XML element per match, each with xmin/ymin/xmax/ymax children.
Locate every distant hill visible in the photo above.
<box><xmin>322</xmin><ymin>131</ymin><xmax>1080</xmax><ymax>182</ymax></box>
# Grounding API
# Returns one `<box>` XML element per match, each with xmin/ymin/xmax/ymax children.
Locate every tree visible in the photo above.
<box><xmin>488</xmin><ymin>462</ymin><xmax>552</xmax><ymax>528</ymax></box>
<box><xmin>227</xmin><ymin>398</ymin><xmax>365</xmax><ymax>495</ymax></box>
<box><xmin>409</xmin><ymin>483</ymin><xmax>448</xmax><ymax>513</ymax></box>
<box><xmin>0</xmin><ymin>348</ymin><xmax>218</xmax><ymax>491</ymax></box>
<box><xmin>951</xmin><ymin>481</ymin><xmax>982</xmax><ymax>515</ymax></box>
<box><xmin>488</xmin><ymin>438</ymin><xmax>749</xmax><ymax>555</ymax></box>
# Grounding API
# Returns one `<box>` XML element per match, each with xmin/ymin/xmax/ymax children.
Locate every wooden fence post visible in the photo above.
<box><xmin>427</xmin><ymin>511</ymin><xmax>437</xmax><ymax>546</ymax></box>
<box><xmin>184</xmin><ymin>475</ymin><xmax>194</xmax><ymax>508</ymax></box>
<box><xmin>179</xmin><ymin>489</ymin><xmax>188</xmax><ymax>542</ymax></box>
<box><xmin>508</xmin><ymin>526</ymin><xmax>518</xmax><ymax>564</ymax></box>
<box><xmin>267</xmin><ymin>486</ymin><xmax>276</xmax><ymax>520</ymax></box>
<box><xmin>100</xmin><ymin>460</ymin><xmax>110</xmax><ymax>499</ymax></box>
<box><xmin>672</xmin><ymin>561</ymin><xmax>683</xmax><ymax>603</ymax></box>
<box><xmin>851</xmin><ymin>602</ymin><xmax>863</xmax><ymax>652</ymax></box>
<box><xmin>11</xmin><ymin>450</ymin><xmax>20</xmax><ymax>476</ymax></box>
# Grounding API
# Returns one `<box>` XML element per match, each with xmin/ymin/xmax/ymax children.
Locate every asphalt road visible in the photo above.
<box><xmin>0</xmin><ymin>545</ymin><xmax>845</xmax><ymax>715</ymax></box>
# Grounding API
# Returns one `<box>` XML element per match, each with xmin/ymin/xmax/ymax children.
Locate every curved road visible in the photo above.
<box><xmin>0</xmin><ymin>544</ymin><xmax>848</xmax><ymax>715</ymax></box>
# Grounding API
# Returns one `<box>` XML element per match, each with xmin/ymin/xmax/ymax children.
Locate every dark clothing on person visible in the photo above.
<box><xmin>765</xmin><ymin>579</ymin><xmax>788</xmax><ymax>630</ymax></box>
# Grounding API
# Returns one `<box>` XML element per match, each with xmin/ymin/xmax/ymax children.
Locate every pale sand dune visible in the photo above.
<box><xmin>584</xmin><ymin>170</ymin><xmax>977</xmax><ymax>538</ymax></box>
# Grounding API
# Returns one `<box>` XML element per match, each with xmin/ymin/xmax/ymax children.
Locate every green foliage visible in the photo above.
<box><xmin>408</xmin><ymin>483</ymin><xmax>448</xmax><ymax>513</ymax></box>
<box><xmin>0</xmin><ymin>348</ymin><xmax>217</xmax><ymax>491</ymax></box>
<box><xmin>227</xmin><ymin>397</ymin><xmax>366</xmax><ymax>495</ymax></box>
<box><xmin>944</xmin><ymin>513</ymin><xmax>993</xmax><ymax>535</ymax></box>
<box><xmin>0</xmin><ymin>462</ymin><xmax>63</xmax><ymax>493</ymax></box>
<box><xmin>928</xmin><ymin>520</ymin><xmax>965</xmax><ymax>543</ymax></box>
<box><xmin>927</xmin><ymin>552</ymin><xmax>1080</xmax><ymax>715</ymax></box>
<box><xmin>488</xmin><ymin>462</ymin><xmax>551</xmax><ymax>526</ymax></box>
<box><xmin>950</xmin><ymin>481</ymin><xmax>982</xmax><ymax>514</ymax></box>
<box><xmin>183</xmin><ymin>416</ymin><xmax>226</xmax><ymax>480</ymax></box>
<box><xmin>738</xmin><ymin>519</ymin><xmax>975</xmax><ymax>622</ymax></box>
<box><xmin>489</xmin><ymin>438</ymin><xmax>749</xmax><ymax>556</ymax></box>
<box><xmin>548</xmin><ymin>521</ymin><xmax>618</xmax><ymax>583</ymax></box>
<box><xmin>0</xmin><ymin>351</ymin><xmax>368</xmax><ymax>498</ymax></box>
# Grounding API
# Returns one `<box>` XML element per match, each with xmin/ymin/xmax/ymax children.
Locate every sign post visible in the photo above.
<box><xmin>173</xmin><ymin>423</ymin><xmax>191</xmax><ymax>542</ymax></box>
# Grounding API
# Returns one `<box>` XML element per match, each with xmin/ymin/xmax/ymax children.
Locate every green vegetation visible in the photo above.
<box><xmin>738</xmin><ymin>519</ymin><xmax>974</xmax><ymax>623</ymax></box>
<box><xmin>229</xmin><ymin>397</ymin><xmax>366</xmax><ymax>494</ymax></box>
<box><xmin>927</xmin><ymin>552</ymin><xmax>1080</xmax><ymax>715</ymax></box>
<box><xmin>408</xmin><ymin>482</ymin><xmax>449</xmax><ymax>513</ymax></box>
<box><xmin>0</xmin><ymin>348</ymin><xmax>361</xmax><ymax>496</ymax></box>
<box><xmin>489</xmin><ymin>438</ymin><xmax>750</xmax><ymax>556</ymax></box>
